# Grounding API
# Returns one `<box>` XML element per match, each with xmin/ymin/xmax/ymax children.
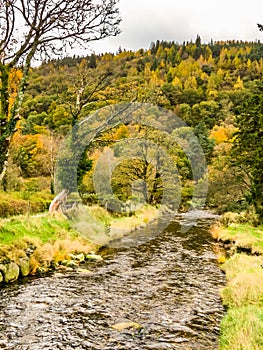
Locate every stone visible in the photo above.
<box><xmin>4</xmin><ymin>262</ymin><xmax>20</xmax><ymax>283</ymax></box>
<box><xmin>66</xmin><ymin>261</ymin><xmax>79</xmax><ymax>269</ymax></box>
<box><xmin>111</xmin><ymin>322</ymin><xmax>142</xmax><ymax>331</ymax></box>
<box><xmin>68</xmin><ymin>253</ymin><xmax>85</xmax><ymax>262</ymax></box>
<box><xmin>58</xmin><ymin>264</ymin><xmax>68</xmax><ymax>270</ymax></box>
<box><xmin>19</xmin><ymin>258</ymin><xmax>31</xmax><ymax>277</ymax></box>
<box><xmin>0</xmin><ymin>264</ymin><xmax>7</xmax><ymax>275</ymax></box>
<box><xmin>75</xmin><ymin>253</ymin><xmax>85</xmax><ymax>262</ymax></box>
<box><xmin>86</xmin><ymin>253</ymin><xmax>103</xmax><ymax>262</ymax></box>
<box><xmin>77</xmin><ymin>268</ymin><xmax>91</xmax><ymax>274</ymax></box>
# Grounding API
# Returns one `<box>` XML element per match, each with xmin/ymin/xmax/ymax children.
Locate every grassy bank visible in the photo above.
<box><xmin>71</xmin><ymin>204</ymin><xmax>159</xmax><ymax>246</ymax></box>
<box><xmin>211</xmin><ymin>220</ymin><xmax>263</xmax><ymax>350</ymax></box>
<box><xmin>0</xmin><ymin>213</ymin><xmax>97</xmax><ymax>275</ymax></box>
<box><xmin>0</xmin><ymin>204</ymin><xmax>159</xmax><ymax>281</ymax></box>
<box><xmin>212</xmin><ymin>222</ymin><xmax>263</xmax><ymax>255</ymax></box>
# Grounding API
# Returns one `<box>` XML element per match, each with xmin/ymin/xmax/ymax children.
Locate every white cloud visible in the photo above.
<box><xmin>89</xmin><ymin>0</ymin><xmax>263</xmax><ymax>54</ymax></box>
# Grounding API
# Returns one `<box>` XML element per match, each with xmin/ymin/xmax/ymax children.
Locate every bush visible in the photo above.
<box><xmin>0</xmin><ymin>191</ymin><xmax>53</xmax><ymax>218</ymax></box>
<box><xmin>220</xmin><ymin>210</ymin><xmax>260</xmax><ymax>227</ymax></box>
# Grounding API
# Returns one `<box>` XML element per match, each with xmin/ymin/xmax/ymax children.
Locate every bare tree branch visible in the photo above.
<box><xmin>1</xmin><ymin>0</ymin><xmax>121</xmax><ymax>65</ymax></box>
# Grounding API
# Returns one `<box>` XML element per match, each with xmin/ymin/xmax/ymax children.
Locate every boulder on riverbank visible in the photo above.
<box><xmin>0</xmin><ymin>204</ymin><xmax>159</xmax><ymax>285</ymax></box>
<box><xmin>20</xmin><ymin>258</ymin><xmax>31</xmax><ymax>277</ymax></box>
<box><xmin>0</xmin><ymin>264</ymin><xmax>7</xmax><ymax>275</ymax></box>
<box><xmin>4</xmin><ymin>262</ymin><xmax>20</xmax><ymax>283</ymax></box>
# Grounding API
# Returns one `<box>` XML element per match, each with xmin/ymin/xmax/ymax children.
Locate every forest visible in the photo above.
<box><xmin>2</xmin><ymin>36</ymin><xmax>262</xmax><ymax>222</ymax></box>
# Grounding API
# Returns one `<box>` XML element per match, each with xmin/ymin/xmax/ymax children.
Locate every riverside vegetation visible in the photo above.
<box><xmin>211</xmin><ymin>213</ymin><xmax>263</xmax><ymax>350</ymax></box>
<box><xmin>0</xmin><ymin>204</ymin><xmax>158</xmax><ymax>283</ymax></box>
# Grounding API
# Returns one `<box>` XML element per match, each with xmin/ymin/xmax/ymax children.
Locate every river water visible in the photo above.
<box><xmin>0</xmin><ymin>212</ymin><xmax>225</xmax><ymax>350</ymax></box>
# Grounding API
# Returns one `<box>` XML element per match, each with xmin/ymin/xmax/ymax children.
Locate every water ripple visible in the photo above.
<box><xmin>0</xmin><ymin>216</ymin><xmax>225</xmax><ymax>350</ymax></box>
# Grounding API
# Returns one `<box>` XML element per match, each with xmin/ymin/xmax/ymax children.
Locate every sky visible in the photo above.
<box><xmin>89</xmin><ymin>0</ymin><xmax>263</xmax><ymax>54</ymax></box>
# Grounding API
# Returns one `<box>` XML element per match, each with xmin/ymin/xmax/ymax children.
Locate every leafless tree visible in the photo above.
<box><xmin>0</xmin><ymin>0</ymin><xmax>121</xmax><ymax>181</ymax></box>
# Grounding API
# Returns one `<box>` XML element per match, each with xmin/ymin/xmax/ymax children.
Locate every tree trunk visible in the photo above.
<box><xmin>0</xmin><ymin>63</ymin><xmax>11</xmax><ymax>183</ymax></box>
<box><xmin>0</xmin><ymin>52</ymin><xmax>33</xmax><ymax>182</ymax></box>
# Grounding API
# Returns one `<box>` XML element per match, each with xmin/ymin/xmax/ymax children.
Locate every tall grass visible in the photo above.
<box><xmin>220</xmin><ymin>254</ymin><xmax>263</xmax><ymax>308</ymax></box>
<box><xmin>211</xmin><ymin>219</ymin><xmax>263</xmax><ymax>349</ymax></box>
<box><xmin>0</xmin><ymin>204</ymin><xmax>159</xmax><ymax>275</ymax></box>
<box><xmin>67</xmin><ymin>204</ymin><xmax>159</xmax><ymax>245</ymax></box>
<box><xmin>220</xmin><ymin>254</ymin><xmax>263</xmax><ymax>349</ymax></box>
<box><xmin>220</xmin><ymin>305</ymin><xmax>263</xmax><ymax>350</ymax></box>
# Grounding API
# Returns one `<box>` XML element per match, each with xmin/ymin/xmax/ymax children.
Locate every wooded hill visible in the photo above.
<box><xmin>4</xmin><ymin>37</ymin><xmax>263</xmax><ymax>219</ymax></box>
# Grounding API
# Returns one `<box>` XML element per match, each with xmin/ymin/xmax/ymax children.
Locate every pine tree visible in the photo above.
<box><xmin>232</xmin><ymin>89</ymin><xmax>263</xmax><ymax>222</ymax></box>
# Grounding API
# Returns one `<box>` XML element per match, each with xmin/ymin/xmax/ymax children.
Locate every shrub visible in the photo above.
<box><xmin>0</xmin><ymin>191</ymin><xmax>53</xmax><ymax>218</ymax></box>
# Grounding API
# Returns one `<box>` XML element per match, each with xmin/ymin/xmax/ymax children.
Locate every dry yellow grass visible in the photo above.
<box><xmin>111</xmin><ymin>205</ymin><xmax>158</xmax><ymax>230</ymax></box>
<box><xmin>210</xmin><ymin>224</ymin><xmax>222</xmax><ymax>239</ymax></box>
<box><xmin>70</xmin><ymin>204</ymin><xmax>160</xmax><ymax>245</ymax></box>
<box><xmin>221</xmin><ymin>269</ymin><xmax>263</xmax><ymax>307</ymax></box>
<box><xmin>222</xmin><ymin>253</ymin><xmax>263</xmax><ymax>280</ymax></box>
<box><xmin>220</xmin><ymin>253</ymin><xmax>263</xmax><ymax>310</ymax></box>
<box><xmin>28</xmin><ymin>236</ymin><xmax>96</xmax><ymax>273</ymax></box>
<box><xmin>213</xmin><ymin>221</ymin><xmax>263</xmax><ymax>349</ymax></box>
<box><xmin>210</xmin><ymin>222</ymin><xmax>263</xmax><ymax>255</ymax></box>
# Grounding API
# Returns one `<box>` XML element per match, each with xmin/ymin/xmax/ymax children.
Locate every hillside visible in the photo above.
<box><xmin>3</xmin><ymin>37</ymin><xmax>263</xmax><ymax>218</ymax></box>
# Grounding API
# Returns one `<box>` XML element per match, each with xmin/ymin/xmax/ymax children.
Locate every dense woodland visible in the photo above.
<box><xmin>2</xmin><ymin>37</ymin><xmax>263</xmax><ymax>220</ymax></box>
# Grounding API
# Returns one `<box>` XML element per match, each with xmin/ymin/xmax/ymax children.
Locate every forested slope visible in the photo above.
<box><xmin>4</xmin><ymin>37</ymin><xmax>263</xmax><ymax>218</ymax></box>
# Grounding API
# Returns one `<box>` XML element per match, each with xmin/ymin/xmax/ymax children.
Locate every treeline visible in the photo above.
<box><xmin>4</xmin><ymin>37</ymin><xmax>263</xmax><ymax>219</ymax></box>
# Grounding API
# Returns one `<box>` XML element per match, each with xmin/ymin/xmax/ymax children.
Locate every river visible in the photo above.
<box><xmin>0</xmin><ymin>212</ymin><xmax>225</xmax><ymax>350</ymax></box>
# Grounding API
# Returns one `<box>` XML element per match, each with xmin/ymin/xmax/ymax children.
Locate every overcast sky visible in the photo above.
<box><xmin>89</xmin><ymin>0</ymin><xmax>263</xmax><ymax>54</ymax></box>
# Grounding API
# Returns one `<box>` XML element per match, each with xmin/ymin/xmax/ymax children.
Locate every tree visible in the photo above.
<box><xmin>231</xmin><ymin>91</ymin><xmax>263</xmax><ymax>222</ymax></box>
<box><xmin>109</xmin><ymin>125</ymin><xmax>182</xmax><ymax>208</ymax></box>
<box><xmin>10</xmin><ymin>127</ymin><xmax>61</xmax><ymax>191</ymax></box>
<box><xmin>0</xmin><ymin>0</ymin><xmax>121</xmax><ymax>181</ymax></box>
<box><xmin>60</xmin><ymin>58</ymin><xmax>115</xmax><ymax>124</ymax></box>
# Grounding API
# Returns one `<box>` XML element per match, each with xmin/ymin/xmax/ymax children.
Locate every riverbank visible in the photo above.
<box><xmin>211</xmin><ymin>218</ymin><xmax>263</xmax><ymax>350</ymax></box>
<box><xmin>0</xmin><ymin>211</ymin><xmax>225</xmax><ymax>349</ymax></box>
<box><xmin>0</xmin><ymin>204</ymin><xmax>159</xmax><ymax>284</ymax></box>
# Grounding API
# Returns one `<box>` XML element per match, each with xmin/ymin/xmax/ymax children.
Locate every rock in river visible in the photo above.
<box><xmin>111</xmin><ymin>322</ymin><xmax>142</xmax><ymax>331</ymax></box>
<box><xmin>86</xmin><ymin>253</ymin><xmax>103</xmax><ymax>262</ymax></box>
